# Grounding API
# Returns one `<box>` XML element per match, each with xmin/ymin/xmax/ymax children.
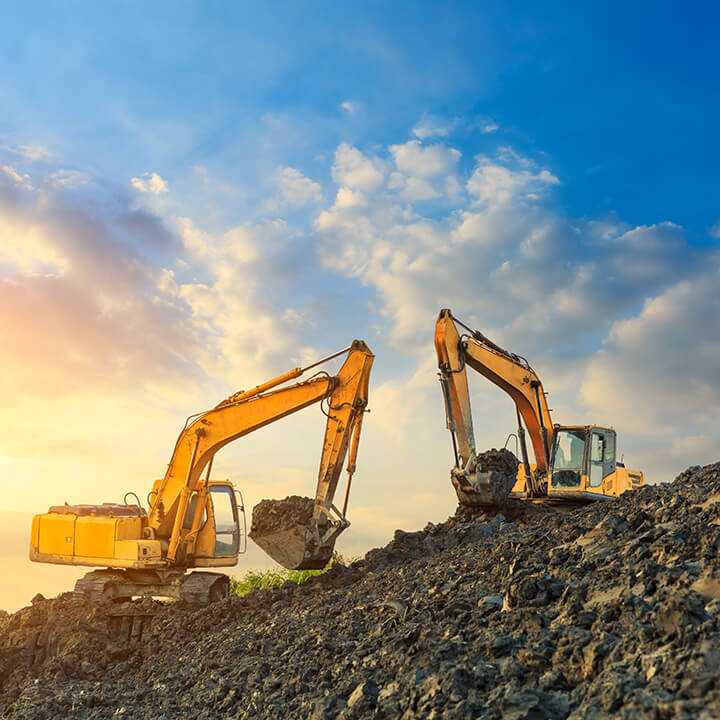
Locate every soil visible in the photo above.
<box><xmin>249</xmin><ymin>496</ymin><xmax>315</xmax><ymax>537</ymax></box>
<box><xmin>2</xmin><ymin>462</ymin><xmax>720</xmax><ymax>719</ymax></box>
<box><xmin>476</xmin><ymin>448</ymin><xmax>519</xmax><ymax>479</ymax></box>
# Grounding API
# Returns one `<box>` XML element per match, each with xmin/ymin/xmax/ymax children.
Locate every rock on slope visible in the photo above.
<box><xmin>2</xmin><ymin>463</ymin><xmax>720</xmax><ymax>719</ymax></box>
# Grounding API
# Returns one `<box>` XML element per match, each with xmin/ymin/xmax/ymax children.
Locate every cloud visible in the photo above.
<box><xmin>340</xmin><ymin>101</ymin><xmax>357</xmax><ymax>114</ymax></box>
<box><xmin>1</xmin><ymin>165</ymin><xmax>33</xmax><ymax>191</ymax></box>
<box><xmin>581</xmin><ymin>261</ymin><xmax>720</xmax><ymax>430</ymax></box>
<box><xmin>274</xmin><ymin>167</ymin><xmax>322</xmax><ymax>207</ymax></box>
<box><xmin>0</xmin><ymin>174</ymin><xmax>202</xmax><ymax>398</ymax></box>
<box><xmin>313</xmin><ymin>129</ymin><xmax>720</xmax><ymax>490</ymax></box>
<box><xmin>710</xmin><ymin>220</ymin><xmax>720</xmax><ymax>239</ymax></box>
<box><xmin>390</xmin><ymin>140</ymin><xmax>460</xmax><ymax>179</ymax></box>
<box><xmin>130</xmin><ymin>172</ymin><xmax>169</xmax><ymax>195</ymax></box>
<box><xmin>331</xmin><ymin>144</ymin><xmax>386</xmax><ymax>192</ymax></box>
<box><xmin>314</xmin><ymin>139</ymin><xmax>713</xmax><ymax>461</ymax></box>
<box><xmin>173</xmin><ymin>216</ymin><xmax>318</xmax><ymax>384</ymax></box>
<box><xmin>4</xmin><ymin>144</ymin><xmax>52</xmax><ymax>161</ymax></box>
<box><xmin>44</xmin><ymin>169</ymin><xmax>88</xmax><ymax>189</ymax></box>
<box><xmin>412</xmin><ymin>114</ymin><xmax>459</xmax><ymax>139</ymax></box>
<box><xmin>467</xmin><ymin>152</ymin><xmax>559</xmax><ymax>207</ymax></box>
<box><xmin>387</xmin><ymin>140</ymin><xmax>462</xmax><ymax>202</ymax></box>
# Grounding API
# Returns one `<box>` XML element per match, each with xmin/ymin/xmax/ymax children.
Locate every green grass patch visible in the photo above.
<box><xmin>229</xmin><ymin>552</ymin><xmax>353</xmax><ymax>597</ymax></box>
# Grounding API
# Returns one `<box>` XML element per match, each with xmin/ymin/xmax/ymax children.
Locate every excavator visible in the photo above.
<box><xmin>435</xmin><ymin>309</ymin><xmax>643</xmax><ymax>507</ymax></box>
<box><xmin>30</xmin><ymin>340</ymin><xmax>374</xmax><ymax>603</ymax></box>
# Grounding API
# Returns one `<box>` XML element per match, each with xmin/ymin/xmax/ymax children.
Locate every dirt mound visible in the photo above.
<box><xmin>249</xmin><ymin>495</ymin><xmax>315</xmax><ymax>536</ymax></box>
<box><xmin>3</xmin><ymin>462</ymin><xmax>720</xmax><ymax>719</ymax></box>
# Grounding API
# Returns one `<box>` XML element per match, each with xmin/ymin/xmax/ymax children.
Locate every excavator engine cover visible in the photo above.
<box><xmin>249</xmin><ymin>496</ymin><xmax>337</xmax><ymax>570</ymax></box>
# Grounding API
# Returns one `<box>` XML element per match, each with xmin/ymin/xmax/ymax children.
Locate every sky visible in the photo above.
<box><xmin>1</xmin><ymin>1</ymin><xmax>719</xmax><ymax>611</ymax></box>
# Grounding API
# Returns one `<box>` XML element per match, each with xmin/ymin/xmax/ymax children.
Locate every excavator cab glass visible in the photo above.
<box><xmin>210</xmin><ymin>485</ymin><xmax>240</xmax><ymax>556</ymax></box>
<box><xmin>551</xmin><ymin>429</ymin><xmax>587</xmax><ymax>488</ymax></box>
<box><xmin>588</xmin><ymin>429</ymin><xmax>616</xmax><ymax>488</ymax></box>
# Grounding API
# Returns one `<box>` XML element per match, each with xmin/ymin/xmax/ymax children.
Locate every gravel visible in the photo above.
<box><xmin>2</xmin><ymin>462</ymin><xmax>720</xmax><ymax>719</ymax></box>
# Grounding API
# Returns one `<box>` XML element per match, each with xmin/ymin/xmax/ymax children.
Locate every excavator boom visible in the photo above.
<box><xmin>435</xmin><ymin>309</ymin><xmax>553</xmax><ymax>502</ymax></box>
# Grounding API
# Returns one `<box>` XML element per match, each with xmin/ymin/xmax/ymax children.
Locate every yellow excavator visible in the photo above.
<box><xmin>435</xmin><ymin>309</ymin><xmax>643</xmax><ymax>507</ymax></box>
<box><xmin>30</xmin><ymin>340</ymin><xmax>374</xmax><ymax>603</ymax></box>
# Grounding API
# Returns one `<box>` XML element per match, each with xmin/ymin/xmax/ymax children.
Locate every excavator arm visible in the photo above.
<box><xmin>148</xmin><ymin>340</ymin><xmax>374</xmax><ymax>568</ymax></box>
<box><xmin>435</xmin><ymin>309</ymin><xmax>553</xmax><ymax>501</ymax></box>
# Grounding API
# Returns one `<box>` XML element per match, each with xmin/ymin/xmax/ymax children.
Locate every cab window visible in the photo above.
<box><xmin>552</xmin><ymin>429</ymin><xmax>586</xmax><ymax>488</ymax></box>
<box><xmin>210</xmin><ymin>486</ymin><xmax>239</xmax><ymax>556</ymax></box>
<box><xmin>603</xmin><ymin>432</ymin><xmax>616</xmax><ymax>478</ymax></box>
<box><xmin>588</xmin><ymin>430</ymin><xmax>616</xmax><ymax>487</ymax></box>
<box><xmin>589</xmin><ymin>433</ymin><xmax>603</xmax><ymax>487</ymax></box>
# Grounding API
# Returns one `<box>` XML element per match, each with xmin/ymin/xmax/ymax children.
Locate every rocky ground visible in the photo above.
<box><xmin>2</xmin><ymin>462</ymin><xmax>720</xmax><ymax>719</ymax></box>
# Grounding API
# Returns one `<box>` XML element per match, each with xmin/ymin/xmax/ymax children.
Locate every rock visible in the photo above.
<box><xmin>346</xmin><ymin>681</ymin><xmax>378</xmax><ymax>710</ymax></box>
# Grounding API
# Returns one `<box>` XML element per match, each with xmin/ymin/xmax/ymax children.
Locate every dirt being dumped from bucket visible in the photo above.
<box><xmin>452</xmin><ymin>448</ymin><xmax>519</xmax><ymax>506</ymax></box>
<box><xmin>249</xmin><ymin>495</ymin><xmax>315</xmax><ymax>538</ymax></box>
<box><xmin>477</xmin><ymin>447</ymin><xmax>519</xmax><ymax>478</ymax></box>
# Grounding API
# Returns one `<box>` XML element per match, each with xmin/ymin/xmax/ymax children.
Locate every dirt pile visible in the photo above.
<box><xmin>3</xmin><ymin>462</ymin><xmax>720</xmax><ymax>719</ymax></box>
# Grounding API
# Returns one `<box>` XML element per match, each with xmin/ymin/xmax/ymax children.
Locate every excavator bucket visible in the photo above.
<box><xmin>248</xmin><ymin>496</ymin><xmax>340</xmax><ymax>570</ymax></box>
<box><xmin>451</xmin><ymin>449</ymin><xmax>519</xmax><ymax>507</ymax></box>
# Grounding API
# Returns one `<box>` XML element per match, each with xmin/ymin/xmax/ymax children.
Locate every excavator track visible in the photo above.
<box><xmin>74</xmin><ymin>569</ymin><xmax>229</xmax><ymax>605</ymax></box>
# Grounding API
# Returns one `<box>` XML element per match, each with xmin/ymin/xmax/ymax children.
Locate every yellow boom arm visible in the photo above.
<box><xmin>435</xmin><ymin>309</ymin><xmax>553</xmax><ymax>483</ymax></box>
<box><xmin>147</xmin><ymin>340</ymin><xmax>374</xmax><ymax>562</ymax></box>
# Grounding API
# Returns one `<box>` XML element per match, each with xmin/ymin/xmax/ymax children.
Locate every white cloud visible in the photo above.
<box><xmin>274</xmin><ymin>167</ymin><xmax>322</xmax><ymax>207</ymax></box>
<box><xmin>331</xmin><ymin>144</ymin><xmax>386</xmax><ymax>192</ymax></box>
<box><xmin>4</xmin><ymin>144</ymin><xmax>52</xmax><ymax>161</ymax></box>
<box><xmin>316</xmin><ymin>142</ymin><xmax>702</xmax><ymax>371</ymax></box>
<box><xmin>386</xmin><ymin>140</ymin><xmax>462</xmax><ymax>202</ymax></box>
<box><xmin>130</xmin><ymin>172</ymin><xmax>169</xmax><ymax>195</ymax></box>
<box><xmin>1</xmin><ymin>165</ymin><xmax>33</xmax><ymax>191</ymax></box>
<box><xmin>710</xmin><ymin>220</ymin><xmax>720</xmax><ymax>239</ymax></box>
<box><xmin>340</xmin><ymin>101</ymin><xmax>357</xmax><ymax>114</ymax></box>
<box><xmin>467</xmin><ymin>153</ymin><xmax>559</xmax><ymax>207</ymax></box>
<box><xmin>174</xmin><ymin>216</ymin><xmax>317</xmax><ymax>384</ymax></box>
<box><xmin>480</xmin><ymin>121</ymin><xmax>499</xmax><ymax>134</ymax></box>
<box><xmin>581</xmin><ymin>263</ymin><xmax>720</xmax><ymax>429</ymax></box>
<box><xmin>412</xmin><ymin>114</ymin><xmax>459</xmax><ymax>139</ymax></box>
<box><xmin>45</xmin><ymin>169</ymin><xmax>88</xmax><ymax>189</ymax></box>
<box><xmin>390</xmin><ymin>140</ymin><xmax>461</xmax><ymax>178</ymax></box>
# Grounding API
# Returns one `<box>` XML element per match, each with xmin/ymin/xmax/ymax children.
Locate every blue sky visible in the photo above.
<box><xmin>3</xmin><ymin>1</ymin><xmax>719</xmax><ymax>235</ymax></box>
<box><xmin>1</xmin><ymin>2</ymin><xmax>719</xmax><ymax>610</ymax></box>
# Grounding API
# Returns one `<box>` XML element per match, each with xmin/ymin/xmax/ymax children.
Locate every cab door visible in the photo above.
<box><xmin>588</xmin><ymin>429</ymin><xmax>616</xmax><ymax>492</ymax></box>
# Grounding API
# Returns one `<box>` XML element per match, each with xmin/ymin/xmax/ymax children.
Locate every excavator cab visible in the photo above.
<box><xmin>547</xmin><ymin>425</ymin><xmax>642</xmax><ymax>500</ymax></box>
